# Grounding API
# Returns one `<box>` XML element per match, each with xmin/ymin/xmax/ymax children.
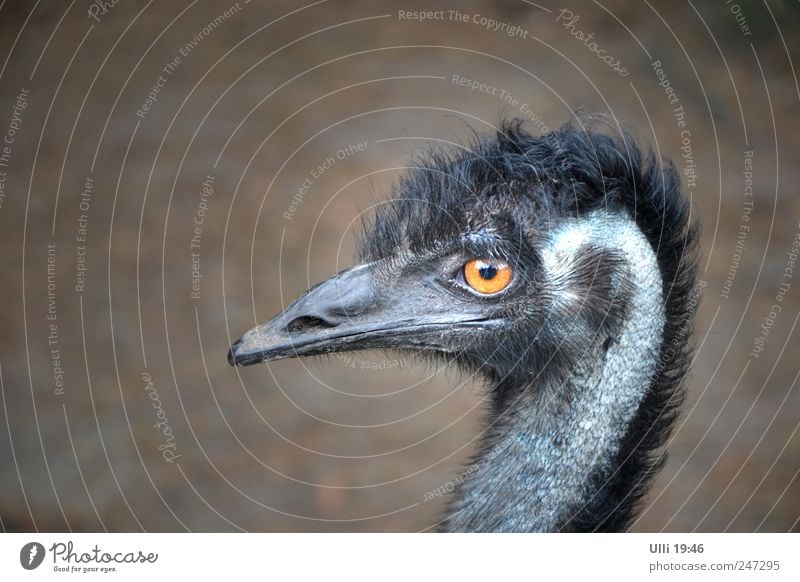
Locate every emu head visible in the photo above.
<box><xmin>229</xmin><ymin>121</ymin><xmax>681</xmax><ymax>395</ymax></box>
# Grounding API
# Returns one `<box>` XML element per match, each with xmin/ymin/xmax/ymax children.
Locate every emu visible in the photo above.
<box><xmin>228</xmin><ymin>120</ymin><xmax>699</xmax><ymax>532</ymax></box>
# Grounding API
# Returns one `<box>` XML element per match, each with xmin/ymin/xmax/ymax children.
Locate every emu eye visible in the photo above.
<box><xmin>463</xmin><ymin>259</ymin><xmax>513</xmax><ymax>295</ymax></box>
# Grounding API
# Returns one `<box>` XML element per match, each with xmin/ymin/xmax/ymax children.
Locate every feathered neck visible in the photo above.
<box><xmin>442</xmin><ymin>211</ymin><xmax>676</xmax><ymax>532</ymax></box>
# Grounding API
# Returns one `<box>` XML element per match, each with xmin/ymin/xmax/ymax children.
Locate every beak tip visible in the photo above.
<box><xmin>227</xmin><ymin>338</ymin><xmax>243</xmax><ymax>366</ymax></box>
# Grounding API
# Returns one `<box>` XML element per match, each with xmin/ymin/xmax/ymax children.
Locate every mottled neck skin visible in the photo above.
<box><xmin>444</xmin><ymin>212</ymin><xmax>665</xmax><ymax>532</ymax></box>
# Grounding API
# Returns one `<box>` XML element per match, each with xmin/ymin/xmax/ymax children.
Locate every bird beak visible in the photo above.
<box><xmin>228</xmin><ymin>262</ymin><xmax>493</xmax><ymax>366</ymax></box>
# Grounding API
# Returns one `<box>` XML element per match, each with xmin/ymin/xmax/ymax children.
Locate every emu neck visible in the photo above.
<box><xmin>445</xmin><ymin>212</ymin><xmax>665</xmax><ymax>532</ymax></box>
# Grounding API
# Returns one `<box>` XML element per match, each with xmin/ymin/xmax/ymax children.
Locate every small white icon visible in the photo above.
<box><xmin>27</xmin><ymin>544</ymin><xmax>38</xmax><ymax>566</ymax></box>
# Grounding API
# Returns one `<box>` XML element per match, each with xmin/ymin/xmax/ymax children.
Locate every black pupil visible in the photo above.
<box><xmin>478</xmin><ymin>264</ymin><xmax>497</xmax><ymax>280</ymax></box>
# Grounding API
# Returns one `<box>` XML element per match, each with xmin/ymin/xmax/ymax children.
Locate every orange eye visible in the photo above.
<box><xmin>463</xmin><ymin>259</ymin><xmax>513</xmax><ymax>295</ymax></box>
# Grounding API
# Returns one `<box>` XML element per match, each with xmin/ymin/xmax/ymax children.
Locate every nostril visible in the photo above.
<box><xmin>285</xmin><ymin>315</ymin><xmax>338</xmax><ymax>333</ymax></box>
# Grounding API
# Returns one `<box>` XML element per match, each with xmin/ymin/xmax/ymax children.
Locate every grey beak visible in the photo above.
<box><xmin>227</xmin><ymin>260</ymin><xmax>499</xmax><ymax>367</ymax></box>
<box><xmin>228</xmin><ymin>264</ymin><xmax>377</xmax><ymax>366</ymax></box>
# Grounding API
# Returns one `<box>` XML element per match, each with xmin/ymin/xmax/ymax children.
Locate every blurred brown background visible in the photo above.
<box><xmin>0</xmin><ymin>0</ymin><xmax>798</xmax><ymax>532</ymax></box>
